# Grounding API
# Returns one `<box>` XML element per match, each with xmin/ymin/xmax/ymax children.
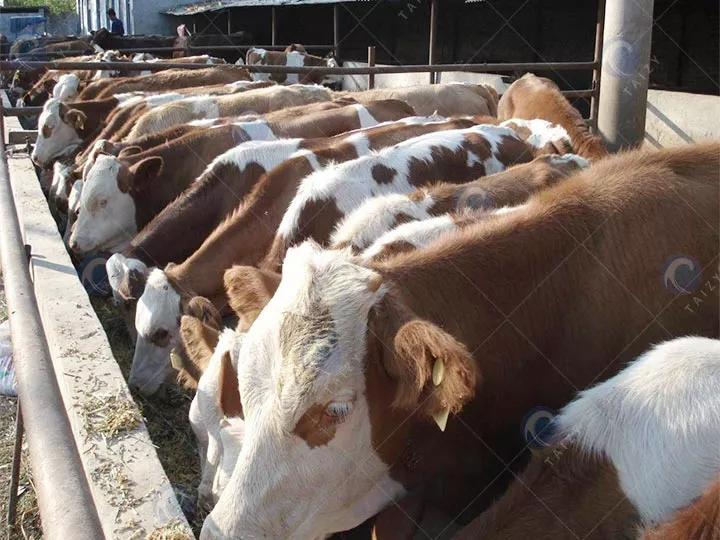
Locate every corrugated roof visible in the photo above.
<box><xmin>164</xmin><ymin>0</ymin><xmax>361</xmax><ymax>16</ymax></box>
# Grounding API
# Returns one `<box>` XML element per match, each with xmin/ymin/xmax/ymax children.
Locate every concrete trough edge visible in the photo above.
<box><xmin>5</xmin><ymin>113</ymin><xmax>192</xmax><ymax>539</ymax></box>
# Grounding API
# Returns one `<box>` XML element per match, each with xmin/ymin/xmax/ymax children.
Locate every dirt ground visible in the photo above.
<box><xmin>0</xmin><ymin>274</ymin><xmax>43</xmax><ymax>540</ymax></box>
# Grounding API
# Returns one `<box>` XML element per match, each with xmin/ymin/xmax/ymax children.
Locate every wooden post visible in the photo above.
<box><xmin>333</xmin><ymin>3</ymin><xmax>340</xmax><ymax>59</ymax></box>
<box><xmin>429</xmin><ymin>0</ymin><xmax>438</xmax><ymax>84</ymax></box>
<box><xmin>271</xmin><ymin>7</ymin><xmax>277</xmax><ymax>45</ymax></box>
<box><xmin>367</xmin><ymin>46</ymin><xmax>376</xmax><ymax>90</ymax></box>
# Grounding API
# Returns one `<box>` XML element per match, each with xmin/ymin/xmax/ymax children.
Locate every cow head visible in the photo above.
<box><xmin>53</xmin><ymin>73</ymin><xmax>81</xmax><ymax>101</ymax></box>
<box><xmin>129</xmin><ymin>268</ymin><xmax>182</xmax><ymax>395</ymax></box>
<box><xmin>69</xmin><ymin>154</ymin><xmax>163</xmax><ymax>256</ymax></box>
<box><xmin>201</xmin><ymin>241</ymin><xmax>475</xmax><ymax>539</ymax></box>
<box><xmin>31</xmin><ymin>98</ymin><xmax>87</xmax><ymax>168</ymax></box>
<box><xmin>106</xmin><ymin>253</ymin><xmax>149</xmax><ymax>305</ymax></box>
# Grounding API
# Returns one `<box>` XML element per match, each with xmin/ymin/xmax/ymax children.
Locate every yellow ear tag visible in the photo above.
<box><xmin>170</xmin><ymin>350</ymin><xmax>183</xmax><ymax>370</ymax></box>
<box><xmin>432</xmin><ymin>358</ymin><xmax>445</xmax><ymax>386</ymax></box>
<box><xmin>432</xmin><ymin>407</ymin><xmax>450</xmax><ymax>432</ymax></box>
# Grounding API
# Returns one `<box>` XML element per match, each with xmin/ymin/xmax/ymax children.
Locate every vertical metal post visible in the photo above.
<box><xmin>589</xmin><ymin>0</ymin><xmax>606</xmax><ymax>134</ymax></box>
<box><xmin>227</xmin><ymin>9</ymin><xmax>232</xmax><ymax>35</ymax></box>
<box><xmin>429</xmin><ymin>0</ymin><xmax>438</xmax><ymax>84</ymax></box>
<box><xmin>7</xmin><ymin>401</ymin><xmax>23</xmax><ymax>531</ymax></box>
<box><xmin>597</xmin><ymin>0</ymin><xmax>655</xmax><ymax>150</ymax></box>
<box><xmin>271</xmin><ymin>7</ymin><xmax>277</xmax><ymax>46</ymax></box>
<box><xmin>367</xmin><ymin>46</ymin><xmax>376</xmax><ymax>90</ymax></box>
<box><xmin>333</xmin><ymin>3</ymin><xmax>340</xmax><ymax>59</ymax></box>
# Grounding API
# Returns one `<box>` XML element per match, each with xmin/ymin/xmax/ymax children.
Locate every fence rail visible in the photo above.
<box><xmin>0</xmin><ymin>60</ymin><xmax>598</xmax><ymax>75</ymax></box>
<box><xmin>0</xmin><ymin>100</ymin><xmax>105</xmax><ymax>539</ymax></box>
<box><xmin>0</xmin><ymin>43</ymin><xmax>338</xmax><ymax>59</ymax></box>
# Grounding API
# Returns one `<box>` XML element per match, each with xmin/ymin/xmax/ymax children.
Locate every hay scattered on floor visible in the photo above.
<box><xmin>78</xmin><ymin>381</ymin><xmax>143</xmax><ymax>439</ymax></box>
<box><xmin>146</xmin><ymin>519</ymin><xmax>194</xmax><ymax>540</ymax></box>
<box><xmin>90</xmin><ymin>459</ymin><xmax>136</xmax><ymax>508</ymax></box>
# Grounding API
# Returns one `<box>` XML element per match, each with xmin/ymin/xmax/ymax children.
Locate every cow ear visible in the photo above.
<box><xmin>218</xmin><ymin>350</ymin><xmax>243</xmax><ymax>418</ymax></box>
<box><xmin>117</xmin><ymin>145</ymin><xmax>142</xmax><ymax>159</ymax></box>
<box><xmin>62</xmin><ymin>107</ymin><xmax>87</xmax><ymax>131</ymax></box>
<box><xmin>179</xmin><ymin>315</ymin><xmax>219</xmax><ymax>375</ymax></box>
<box><xmin>184</xmin><ymin>296</ymin><xmax>222</xmax><ymax>331</ymax></box>
<box><xmin>129</xmin><ymin>156</ymin><xmax>163</xmax><ymax>191</ymax></box>
<box><xmin>386</xmin><ymin>319</ymin><xmax>476</xmax><ymax>432</ymax></box>
<box><xmin>118</xmin><ymin>266</ymin><xmax>148</xmax><ymax>301</ymax></box>
<box><xmin>223</xmin><ymin>266</ymin><xmax>280</xmax><ymax>330</ymax></box>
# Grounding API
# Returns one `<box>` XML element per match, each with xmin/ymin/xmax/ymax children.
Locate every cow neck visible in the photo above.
<box><xmin>126</xmin><ymin>143</ymin><xmax>271</xmax><ymax>268</ymax></box>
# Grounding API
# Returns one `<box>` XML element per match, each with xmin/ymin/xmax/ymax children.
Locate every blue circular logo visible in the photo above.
<box><xmin>604</xmin><ymin>38</ymin><xmax>641</xmax><ymax>78</ymax></box>
<box><xmin>521</xmin><ymin>406</ymin><xmax>557</xmax><ymax>449</ymax></box>
<box><xmin>662</xmin><ymin>254</ymin><xmax>702</xmax><ymax>295</ymax></box>
<box><xmin>77</xmin><ymin>254</ymin><xmax>111</xmax><ymax>296</ymax></box>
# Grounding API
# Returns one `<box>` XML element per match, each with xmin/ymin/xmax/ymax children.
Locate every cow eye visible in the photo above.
<box><xmin>99</xmin><ymin>199</ymin><xmax>108</xmax><ymax>208</ymax></box>
<box><xmin>325</xmin><ymin>401</ymin><xmax>353</xmax><ymax>423</ymax></box>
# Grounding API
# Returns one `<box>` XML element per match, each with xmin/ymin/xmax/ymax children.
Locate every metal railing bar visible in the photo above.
<box><xmin>0</xmin><ymin>102</ymin><xmax>104</xmax><ymax>540</ymax></box>
<box><xmin>0</xmin><ymin>60</ymin><xmax>599</xmax><ymax>75</ymax></box>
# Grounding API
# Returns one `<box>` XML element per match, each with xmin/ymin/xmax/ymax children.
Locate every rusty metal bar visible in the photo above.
<box><xmin>6</xmin><ymin>400</ymin><xmax>23</xmax><ymax>531</ymax></box>
<box><xmin>429</xmin><ymin>0</ymin><xmax>438</xmax><ymax>84</ymax></box>
<box><xmin>590</xmin><ymin>0</ymin><xmax>606</xmax><ymax>133</ymax></box>
<box><xmin>367</xmin><ymin>46</ymin><xmax>376</xmax><ymax>90</ymax></box>
<box><xmin>0</xmin><ymin>99</ymin><xmax>104</xmax><ymax>540</ymax></box>
<box><xmin>0</xmin><ymin>60</ymin><xmax>598</xmax><ymax>74</ymax></box>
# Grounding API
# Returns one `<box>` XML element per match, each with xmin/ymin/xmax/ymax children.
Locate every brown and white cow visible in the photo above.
<box><xmin>128</xmin><ymin>116</ymin><xmax>489</xmax><ymax>395</ymax></box>
<box><xmin>245</xmin><ymin>47</ymin><xmax>335</xmax><ymax>85</ymax></box>
<box><xmin>78</xmin><ymin>65</ymin><xmax>250</xmax><ymax>101</ymax></box>
<box><xmin>73</xmin><ymin>99</ymin><xmax>411</xmax><ymax>257</ymax></box>
<box><xmin>453</xmin><ymin>336</ymin><xmax>720</xmax><ymax>540</ymax></box>
<box><xmin>261</xmin><ymin>123</ymin><xmax>542</xmax><ymax>271</ymax></box>
<box><xmin>331</xmin><ymin>153</ymin><xmax>589</xmax><ymax>254</ymax></box>
<box><xmin>498</xmin><ymin>73</ymin><xmax>608</xmax><ymax>161</ymax></box>
<box><xmin>341</xmin><ymin>82</ymin><xmax>500</xmax><ymax>117</ymax></box>
<box><xmin>641</xmin><ymin>474</ymin><xmax>720</xmax><ymax>540</ymax></box>
<box><xmin>104</xmin><ymin>100</ymin><xmax>414</xmax><ymax>301</ymax></box>
<box><xmin>32</xmin><ymin>91</ymin><xmax>204</xmax><ymax>168</ymax></box>
<box><xmin>125</xmin><ymin>83</ymin><xmax>332</xmax><ymax>139</ymax></box>
<box><xmin>200</xmin><ymin>142</ymin><xmax>719</xmax><ymax>539</ymax></box>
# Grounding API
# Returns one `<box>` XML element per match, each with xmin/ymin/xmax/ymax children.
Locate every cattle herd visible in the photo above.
<box><xmin>12</xmin><ymin>41</ymin><xmax>720</xmax><ymax>539</ymax></box>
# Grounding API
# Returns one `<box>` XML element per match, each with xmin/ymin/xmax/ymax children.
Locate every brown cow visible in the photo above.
<box><xmin>125</xmin><ymin>83</ymin><xmax>331</xmax><ymax>139</ymax></box>
<box><xmin>340</xmin><ymin>83</ymin><xmax>499</xmax><ymax>117</ymax></box>
<box><xmin>200</xmin><ymin>142</ymin><xmax>719</xmax><ymax>539</ymax></box>
<box><xmin>73</xmin><ymin>99</ymin><xmax>406</xmax><ymax>257</ymax></box>
<box><xmin>498</xmin><ymin>73</ymin><xmax>608</xmax><ymax>161</ymax></box>
<box><xmin>78</xmin><ymin>65</ymin><xmax>250</xmax><ymax>100</ymax></box>
<box><xmin>128</xmin><ymin>116</ymin><xmax>489</xmax><ymax>395</ymax></box>
<box><xmin>105</xmin><ymin>99</ymin><xmax>415</xmax><ymax>299</ymax></box>
<box><xmin>454</xmin><ymin>336</ymin><xmax>720</xmax><ymax>540</ymax></box>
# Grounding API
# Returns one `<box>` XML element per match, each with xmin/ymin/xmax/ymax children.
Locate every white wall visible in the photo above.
<box><xmin>644</xmin><ymin>90</ymin><xmax>720</xmax><ymax>148</ymax></box>
<box><xmin>342</xmin><ymin>61</ymin><xmax>507</xmax><ymax>95</ymax></box>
